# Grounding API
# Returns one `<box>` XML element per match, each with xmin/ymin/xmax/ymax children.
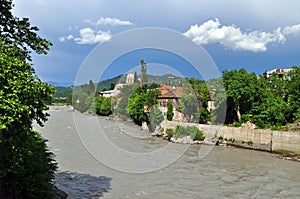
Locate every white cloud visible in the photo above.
<box><xmin>74</xmin><ymin>28</ymin><xmax>111</xmax><ymax>44</ymax></box>
<box><xmin>282</xmin><ymin>24</ymin><xmax>300</xmax><ymax>36</ymax></box>
<box><xmin>85</xmin><ymin>17</ymin><xmax>134</xmax><ymax>26</ymax></box>
<box><xmin>183</xmin><ymin>18</ymin><xmax>295</xmax><ymax>52</ymax></box>
<box><xmin>58</xmin><ymin>34</ymin><xmax>74</xmax><ymax>42</ymax></box>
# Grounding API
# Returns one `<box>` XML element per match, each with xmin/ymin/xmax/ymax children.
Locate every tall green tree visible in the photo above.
<box><xmin>180</xmin><ymin>91</ymin><xmax>199</xmax><ymax>122</ymax></box>
<box><xmin>286</xmin><ymin>66</ymin><xmax>300</xmax><ymax>120</ymax></box>
<box><xmin>127</xmin><ymin>85</ymin><xmax>160</xmax><ymax>125</ymax></box>
<box><xmin>223</xmin><ymin>69</ymin><xmax>257</xmax><ymax>123</ymax></box>
<box><xmin>167</xmin><ymin>100</ymin><xmax>173</xmax><ymax>121</ymax></box>
<box><xmin>0</xmin><ymin>1</ymin><xmax>56</xmax><ymax>197</ymax></box>
<box><xmin>140</xmin><ymin>59</ymin><xmax>147</xmax><ymax>85</ymax></box>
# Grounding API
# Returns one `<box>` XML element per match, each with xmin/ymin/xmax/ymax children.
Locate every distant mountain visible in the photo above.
<box><xmin>46</xmin><ymin>81</ymin><xmax>73</xmax><ymax>87</ymax></box>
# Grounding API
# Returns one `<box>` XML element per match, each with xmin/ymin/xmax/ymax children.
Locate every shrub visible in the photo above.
<box><xmin>194</xmin><ymin>129</ymin><xmax>205</xmax><ymax>141</ymax></box>
<box><xmin>247</xmin><ymin>140</ymin><xmax>253</xmax><ymax>146</ymax></box>
<box><xmin>174</xmin><ymin>125</ymin><xmax>205</xmax><ymax>140</ymax></box>
<box><xmin>166</xmin><ymin>128</ymin><xmax>174</xmax><ymax>139</ymax></box>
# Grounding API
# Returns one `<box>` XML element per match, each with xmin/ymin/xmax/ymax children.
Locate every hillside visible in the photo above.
<box><xmin>52</xmin><ymin>73</ymin><xmax>184</xmax><ymax>99</ymax></box>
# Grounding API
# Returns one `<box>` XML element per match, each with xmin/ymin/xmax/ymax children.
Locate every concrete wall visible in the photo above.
<box><xmin>161</xmin><ymin>121</ymin><xmax>300</xmax><ymax>153</ymax></box>
<box><xmin>272</xmin><ymin>131</ymin><xmax>300</xmax><ymax>153</ymax></box>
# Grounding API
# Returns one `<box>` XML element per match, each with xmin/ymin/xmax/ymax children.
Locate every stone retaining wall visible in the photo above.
<box><xmin>161</xmin><ymin>121</ymin><xmax>300</xmax><ymax>153</ymax></box>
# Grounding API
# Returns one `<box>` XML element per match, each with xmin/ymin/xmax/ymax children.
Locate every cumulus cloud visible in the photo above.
<box><xmin>74</xmin><ymin>28</ymin><xmax>111</xmax><ymax>44</ymax></box>
<box><xmin>184</xmin><ymin>18</ymin><xmax>300</xmax><ymax>52</ymax></box>
<box><xmin>85</xmin><ymin>17</ymin><xmax>133</xmax><ymax>26</ymax></box>
<box><xmin>282</xmin><ymin>24</ymin><xmax>300</xmax><ymax>36</ymax></box>
<box><xmin>58</xmin><ymin>34</ymin><xmax>74</xmax><ymax>42</ymax></box>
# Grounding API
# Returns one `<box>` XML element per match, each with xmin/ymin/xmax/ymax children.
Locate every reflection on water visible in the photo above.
<box><xmin>34</xmin><ymin>106</ymin><xmax>300</xmax><ymax>198</ymax></box>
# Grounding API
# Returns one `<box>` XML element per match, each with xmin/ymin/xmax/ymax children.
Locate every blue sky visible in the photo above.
<box><xmin>13</xmin><ymin>0</ymin><xmax>300</xmax><ymax>85</ymax></box>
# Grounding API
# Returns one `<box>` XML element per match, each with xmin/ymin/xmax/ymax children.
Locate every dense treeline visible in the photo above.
<box><xmin>213</xmin><ymin>67</ymin><xmax>300</xmax><ymax>128</ymax></box>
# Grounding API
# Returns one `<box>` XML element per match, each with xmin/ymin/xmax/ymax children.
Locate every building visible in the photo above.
<box><xmin>99</xmin><ymin>73</ymin><xmax>133</xmax><ymax>98</ymax></box>
<box><xmin>264</xmin><ymin>68</ymin><xmax>292</xmax><ymax>78</ymax></box>
<box><xmin>157</xmin><ymin>84</ymin><xmax>184</xmax><ymax>121</ymax></box>
<box><xmin>126</xmin><ymin>72</ymin><xmax>134</xmax><ymax>85</ymax></box>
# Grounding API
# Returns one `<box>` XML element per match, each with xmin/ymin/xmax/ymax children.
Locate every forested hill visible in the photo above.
<box><xmin>52</xmin><ymin>74</ymin><xmax>183</xmax><ymax>98</ymax></box>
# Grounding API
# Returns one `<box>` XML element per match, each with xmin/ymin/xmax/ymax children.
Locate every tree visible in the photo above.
<box><xmin>88</xmin><ymin>80</ymin><xmax>95</xmax><ymax>95</ymax></box>
<box><xmin>223</xmin><ymin>69</ymin><xmax>257</xmax><ymax>123</ymax></box>
<box><xmin>127</xmin><ymin>85</ymin><xmax>160</xmax><ymax>125</ymax></box>
<box><xmin>0</xmin><ymin>0</ymin><xmax>52</xmax><ymax>60</ymax></box>
<box><xmin>140</xmin><ymin>59</ymin><xmax>147</xmax><ymax>85</ymax></box>
<box><xmin>180</xmin><ymin>91</ymin><xmax>199</xmax><ymax>122</ymax></box>
<box><xmin>0</xmin><ymin>1</ymin><xmax>56</xmax><ymax>197</ymax></box>
<box><xmin>286</xmin><ymin>66</ymin><xmax>300</xmax><ymax>120</ymax></box>
<box><xmin>198</xmin><ymin>107</ymin><xmax>210</xmax><ymax>124</ymax></box>
<box><xmin>114</xmin><ymin>85</ymin><xmax>136</xmax><ymax>120</ymax></box>
<box><xmin>149</xmin><ymin>107</ymin><xmax>164</xmax><ymax>132</ymax></box>
<box><xmin>99</xmin><ymin>97</ymin><xmax>112</xmax><ymax>116</ymax></box>
<box><xmin>167</xmin><ymin>100</ymin><xmax>173</xmax><ymax>121</ymax></box>
<box><xmin>134</xmin><ymin>71</ymin><xmax>138</xmax><ymax>83</ymax></box>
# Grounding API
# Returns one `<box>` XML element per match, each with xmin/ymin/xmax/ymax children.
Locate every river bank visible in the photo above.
<box><xmin>61</xmin><ymin>104</ymin><xmax>300</xmax><ymax>162</ymax></box>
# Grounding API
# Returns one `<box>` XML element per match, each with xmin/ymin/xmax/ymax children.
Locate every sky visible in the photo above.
<box><xmin>12</xmin><ymin>0</ymin><xmax>300</xmax><ymax>86</ymax></box>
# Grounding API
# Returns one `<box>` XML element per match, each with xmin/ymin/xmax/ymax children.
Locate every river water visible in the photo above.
<box><xmin>34</xmin><ymin>106</ymin><xmax>300</xmax><ymax>199</ymax></box>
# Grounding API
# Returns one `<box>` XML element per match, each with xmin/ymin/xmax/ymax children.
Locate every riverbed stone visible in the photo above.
<box><xmin>51</xmin><ymin>185</ymin><xmax>68</xmax><ymax>199</ymax></box>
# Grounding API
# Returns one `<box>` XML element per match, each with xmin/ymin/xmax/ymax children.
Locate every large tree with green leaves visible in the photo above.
<box><xmin>286</xmin><ymin>66</ymin><xmax>300</xmax><ymax>121</ymax></box>
<box><xmin>0</xmin><ymin>0</ymin><xmax>56</xmax><ymax>198</ymax></box>
<box><xmin>127</xmin><ymin>85</ymin><xmax>160</xmax><ymax>125</ymax></box>
<box><xmin>223</xmin><ymin>69</ymin><xmax>257</xmax><ymax>123</ymax></box>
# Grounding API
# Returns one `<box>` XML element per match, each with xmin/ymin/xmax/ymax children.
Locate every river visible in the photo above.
<box><xmin>33</xmin><ymin>106</ymin><xmax>300</xmax><ymax>198</ymax></box>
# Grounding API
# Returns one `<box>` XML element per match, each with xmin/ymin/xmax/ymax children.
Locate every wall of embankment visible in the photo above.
<box><xmin>161</xmin><ymin>121</ymin><xmax>300</xmax><ymax>153</ymax></box>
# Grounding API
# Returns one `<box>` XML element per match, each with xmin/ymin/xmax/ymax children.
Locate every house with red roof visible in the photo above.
<box><xmin>157</xmin><ymin>84</ymin><xmax>184</xmax><ymax>121</ymax></box>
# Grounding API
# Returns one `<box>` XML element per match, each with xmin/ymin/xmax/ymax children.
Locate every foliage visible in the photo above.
<box><xmin>127</xmin><ymin>90</ymin><xmax>148</xmax><ymax>125</ymax></box>
<box><xmin>198</xmin><ymin>107</ymin><xmax>210</xmax><ymax>124</ymax></box>
<box><xmin>114</xmin><ymin>85</ymin><xmax>136</xmax><ymax>120</ymax></box>
<box><xmin>194</xmin><ymin>129</ymin><xmax>206</xmax><ymax>141</ymax></box>
<box><xmin>140</xmin><ymin>59</ymin><xmax>147</xmax><ymax>84</ymax></box>
<box><xmin>174</xmin><ymin>125</ymin><xmax>205</xmax><ymax>140</ymax></box>
<box><xmin>0</xmin><ymin>1</ymin><xmax>56</xmax><ymax>197</ymax></box>
<box><xmin>222</xmin><ymin>69</ymin><xmax>257</xmax><ymax>123</ymax></box>
<box><xmin>286</xmin><ymin>66</ymin><xmax>300</xmax><ymax>121</ymax></box>
<box><xmin>0</xmin><ymin>129</ymin><xmax>57</xmax><ymax>198</ymax></box>
<box><xmin>167</xmin><ymin>100</ymin><xmax>173</xmax><ymax>121</ymax></box>
<box><xmin>53</xmin><ymin>86</ymin><xmax>73</xmax><ymax>99</ymax></box>
<box><xmin>149</xmin><ymin>107</ymin><xmax>164</xmax><ymax>126</ymax></box>
<box><xmin>166</xmin><ymin>128</ymin><xmax>174</xmax><ymax>139</ymax></box>
<box><xmin>98</xmin><ymin>97</ymin><xmax>112</xmax><ymax>116</ymax></box>
<box><xmin>180</xmin><ymin>91</ymin><xmax>199</xmax><ymax>122</ymax></box>
<box><xmin>218</xmin><ymin>67</ymin><xmax>300</xmax><ymax>128</ymax></box>
<box><xmin>186</xmin><ymin>78</ymin><xmax>210</xmax><ymax>108</ymax></box>
<box><xmin>72</xmin><ymin>91</ymin><xmax>90</xmax><ymax>113</ymax></box>
<box><xmin>127</xmin><ymin>84</ymin><xmax>160</xmax><ymax>125</ymax></box>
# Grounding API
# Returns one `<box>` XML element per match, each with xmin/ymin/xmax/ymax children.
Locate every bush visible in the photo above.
<box><xmin>166</xmin><ymin>128</ymin><xmax>174</xmax><ymax>139</ymax></box>
<box><xmin>247</xmin><ymin>140</ymin><xmax>253</xmax><ymax>146</ymax></box>
<box><xmin>194</xmin><ymin>129</ymin><xmax>205</xmax><ymax>141</ymax></box>
<box><xmin>174</xmin><ymin>125</ymin><xmax>205</xmax><ymax>140</ymax></box>
<box><xmin>255</xmin><ymin>119</ymin><xmax>266</xmax><ymax>129</ymax></box>
<box><xmin>149</xmin><ymin>108</ymin><xmax>164</xmax><ymax>126</ymax></box>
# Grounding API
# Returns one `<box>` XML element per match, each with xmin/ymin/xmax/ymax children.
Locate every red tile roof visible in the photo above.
<box><xmin>157</xmin><ymin>84</ymin><xmax>184</xmax><ymax>99</ymax></box>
